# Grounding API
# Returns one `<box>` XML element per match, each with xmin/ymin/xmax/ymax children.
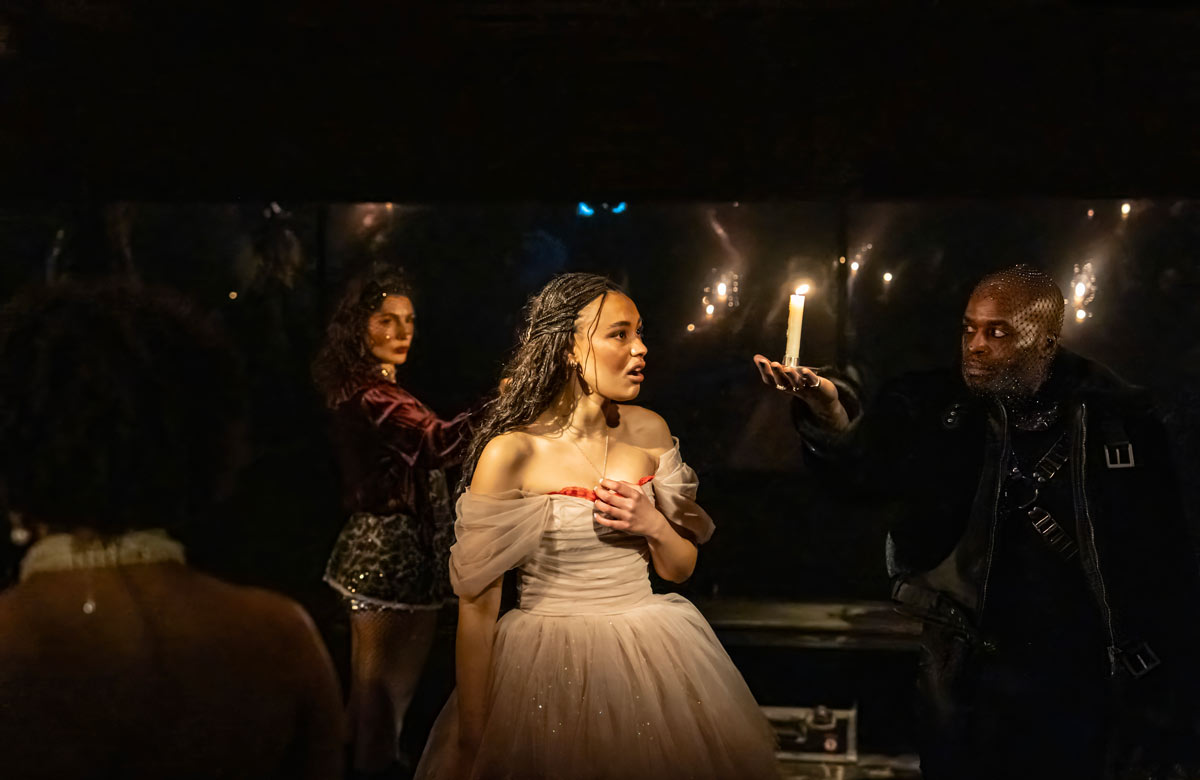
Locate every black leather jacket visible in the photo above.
<box><xmin>794</xmin><ymin>349</ymin><xmax>1200</xmax><ymax>777</ymax></box>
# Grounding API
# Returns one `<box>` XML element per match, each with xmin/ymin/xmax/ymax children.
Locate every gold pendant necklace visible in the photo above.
<box><xmin>568</xmin><ymin>427</ymin><xmax>610</xmax><ymax>481</ymax></box>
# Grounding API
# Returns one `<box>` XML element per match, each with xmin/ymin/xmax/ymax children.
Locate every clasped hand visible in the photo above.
<box><xmin>594</xmin><ymin>480</ymin><xmax>668</xmax><ymax>538</ymax></box>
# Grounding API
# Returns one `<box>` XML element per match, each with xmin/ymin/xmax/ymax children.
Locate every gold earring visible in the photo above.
<box><xmin>9</xmin><ymin>512</ymin><xmax>31</xmax><ymax>547</ymax></box>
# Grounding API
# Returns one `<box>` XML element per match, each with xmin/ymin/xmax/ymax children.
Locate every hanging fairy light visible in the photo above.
<box><xmin>1121</xmin><ymin>202</ymin><xmax>1132</xmax><ymax>218</ymax></box>
<box><xmin>1069</xmin><ymin>262</ymin><xmax>1098</xmax><ymax>323</ymax></box>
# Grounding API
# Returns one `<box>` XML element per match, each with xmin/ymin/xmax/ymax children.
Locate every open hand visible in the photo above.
<box><xmin>752</xmin><ymin>354</ymin><xmax>838</xmax><ymax>402</ymax></box>
<box><xmin>594</xmin><ymin>480</ymin><xmax>669</xmax><ymax>538</ymax></box>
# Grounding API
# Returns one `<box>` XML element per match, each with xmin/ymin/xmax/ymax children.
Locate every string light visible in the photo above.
<box><xmin>883</xmin><ymin>272</ymin><xmax>894</xmax><ymax>283</ymax></box>
<box><xmin>850</xmin><ymin>261</ymin><xmax>860</xmax><ymax>272</ymax></box>
<box><xmin>1075</xmin><ymin>308</ymin><xmax>1087</xmax><ymax>321</ymax></box>
<box><xmin>228</xmin><ymin>291</ymin><xmax>238</xmax><ymax>300</ymax></box>
<box><xmin>1121</xmin><ymin>202</ymin><xmax>1132</xmax><ymax>217</ymax></box>
<box><xmin>686</xmin><ymin>323</ymin><xmax>695</xmax><ymax>332</ymax></box>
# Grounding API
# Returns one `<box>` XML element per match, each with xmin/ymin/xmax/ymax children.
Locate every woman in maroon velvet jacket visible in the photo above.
<box><xmin>314</xmin><ymin>266</ymin><xmax>472</xmax><ymax>778</ymax></box>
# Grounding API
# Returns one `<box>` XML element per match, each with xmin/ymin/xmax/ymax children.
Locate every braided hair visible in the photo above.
<box><xmin>460</xmin><ymin>272</ymin><xmax>623</xmax><ymax>488</ymax></box>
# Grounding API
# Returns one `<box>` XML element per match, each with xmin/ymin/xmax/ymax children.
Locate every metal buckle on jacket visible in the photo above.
<box><xmin>1104</xmin><ymin>441</ymin><xmax>1136</xmax><ymax>469</ymax></box>
<box><xmin>1113</xmin><ymin>641</ymin><xmax>1161</xmax><ymax>678</ymax></box>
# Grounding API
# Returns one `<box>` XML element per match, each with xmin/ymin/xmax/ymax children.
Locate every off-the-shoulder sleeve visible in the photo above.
<box><xmin>360</xmin><ymin>384</ymin><xmax>473</xmax><ymax>469</ymax></box>
<box><xmin>652</xmin><ymin>438</ymin><xmax>715</xmax><ymax>544</ymax></box>
<box><xmin>449</xmin><ymin>490</ymin><xmax>554</xmax><ymax>599</ymax></box>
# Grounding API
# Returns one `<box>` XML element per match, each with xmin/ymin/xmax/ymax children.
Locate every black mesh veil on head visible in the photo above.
<box><xmin>961</xmin><ymin>265</ymin><xmax>1065</xmax><ymax>400</ymax></box>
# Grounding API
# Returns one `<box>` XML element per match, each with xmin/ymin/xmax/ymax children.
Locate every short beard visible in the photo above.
<box><xmin>962</xmin><ymin>361</ymin><xmax>1051</xmax><ymax>402</ymax></box>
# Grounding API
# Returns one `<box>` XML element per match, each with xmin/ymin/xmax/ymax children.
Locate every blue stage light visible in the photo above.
<box><xmin>612</xmin><ymin>202</ymin><xmax>627</xmax><ymax>214</ymax></box>
<box><xmin>577</xmin><ymin>202</ymin><xmax>595</xmax><ymax>217</ymax></box>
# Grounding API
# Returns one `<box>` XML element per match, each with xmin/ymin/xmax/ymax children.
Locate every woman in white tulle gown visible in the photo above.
<box><xmin>415</xmin><ymin>273</ymin><xmax>779</xmax><ymax>780</ymax></box>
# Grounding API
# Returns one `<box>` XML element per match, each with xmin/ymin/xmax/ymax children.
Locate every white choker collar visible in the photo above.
<box><xmin>19</xmin><ymin>529</ymin><xmax>186</xmax><ymax>583</ymax></box>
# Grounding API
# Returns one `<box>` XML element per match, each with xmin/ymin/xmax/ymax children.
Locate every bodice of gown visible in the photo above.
<box><xmin>450</xmin><ymin>440</ymin><xmax>715</xmax><ymax>614</ymax></box>
<box><xmin>518</xmin><ymin>488</ymin><xmax>656</xmax><ymax>615</ymax></box>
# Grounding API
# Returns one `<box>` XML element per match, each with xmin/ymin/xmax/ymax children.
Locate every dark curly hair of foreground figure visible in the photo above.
<box><xmin>311</xmin><ymin>264</ymin><xmax>412</xmax><ymax>408</ymax></box>
<box><xmin>0</xmin><ymin>281</ymin><xmax>245</xmax><ymax>535</ymax></box>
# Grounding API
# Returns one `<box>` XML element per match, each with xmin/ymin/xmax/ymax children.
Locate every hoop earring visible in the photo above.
<box><xmin>572</xmin><ymin>362</ymin><xmax>593</xmax><ymax>395</ymax></box>
<box><xmin>9</xmin><ymin>511</ymin><xmax>31</xmax><ymax>547</ymax></box>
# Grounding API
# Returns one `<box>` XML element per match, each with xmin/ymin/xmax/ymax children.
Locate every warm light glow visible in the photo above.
<box><xmin>1087</xmin><ymin>209</ymin><xmax>1095</xmax><ymax>218</ymax></box>
<box><xmin>705</xmin><ymin>304</ymin><xmax>715</xmax><ymax>316</ymax></box>
<box><xmin>1075</xmin><ymin>308</ymin><xmax>1087</xmax><ymax>321</ymax></box>
<box><xmin>883</xmin><ymin>272</ymin><xmax>894</xmax><ymax>283</ymax></box>
<box><xmin>1075</xmin><ymin>282</ymin><xmax>1087</xmax><ymax>299</ymax></box>
<box><xmin>839</xmin><ymin>257</ymin><xmax>846</xmax><ymax>264</ymax></box>
<box><xmin>717</xmin><ymin>282</ymin><xmax>728</xmax><ymax>296</ymax></box>
<box><xmin>228</xmin><ymin>291</ymin><xmax>238</xmax><ymax>300</ymax></box>
<box><xmin>1121</xmin><ymin>202</ymin><xmax>1132</xmax><ymax>216</ymax></box>
<box><xmin>687</xmin><ymin>323</ymin><xmax>695</xmax><ymax>332</ymax></box>
<box><xmin>850</xmin><ymin>261</ymin><xmax>860</xmax><ymax>271</ymax></box>
<box><xmin>795</xmin><ymin>284</ymin><xmax>811</xmax><ymax>296</ymax></box>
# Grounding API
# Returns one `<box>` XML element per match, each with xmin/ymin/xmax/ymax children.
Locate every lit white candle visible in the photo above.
<box><xmin>784</xmin><ymin>284</ymin><xmax>809</xmax><ymax>366</ymax></box>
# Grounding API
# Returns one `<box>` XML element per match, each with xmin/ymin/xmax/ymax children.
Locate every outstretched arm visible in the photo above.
<box><xmin>752</xmin><ymin>354</ymin><xmax>850</xmax><ymax>432</ymax></box>
<box><xmin>363</xmin><ymin>385</ymin><xmax>474</xmax><ymax>469</ymax></box>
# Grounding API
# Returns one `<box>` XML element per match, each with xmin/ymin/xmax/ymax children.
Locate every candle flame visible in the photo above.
<box><xmin>850</xmin><ymin>262</ymin><xmax>860</xmax><ymax>271</ymax></box>
<box><xmin>1075</xmin><ymin>308</ymin><xmax>1087</xmax><ymax>321</ymax></box>
<box><xmin>717</xmin><ymin>282</ymin><xmax>727</xmax><ymax>296</ymax></box>
<box><xmin>705</xmin><ymin>304</ymin><xmax>715</xmax><ymax>316</ymax></box>
<box><xmin>883</xmin><ymin>272</ymin><xmax>894</xmax><ymax>283</ymax></box>
<box><xmin>1121</xmin><ymin>202</ymin><xmax>1132</xmax><ymax>216</ymax></box>
<box><xmin>795</xmin><ymin>284</ymin><xmax>810</xmax><ymax>296</ymax></box>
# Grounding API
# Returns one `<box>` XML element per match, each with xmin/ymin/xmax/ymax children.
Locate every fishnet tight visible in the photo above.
<box><xmin>347</xmin><ymin>608</ymin><xmax>437</xmax><ymax>772</ymax></box>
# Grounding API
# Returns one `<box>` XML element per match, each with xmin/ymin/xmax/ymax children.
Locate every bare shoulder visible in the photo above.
<box><xmin>189</xmin><ymin>571</ymin><xmax>322</xmax><ymax>647</ymax></box>
<box><xmin>618</xmin><ymin>405</ymin><xmax>675</xmax><ymax>453</ymax></box>
<box><xmin>471</xmin><ymin>431</ymin><xmax>535</xmax><ymax>493</ymax></box>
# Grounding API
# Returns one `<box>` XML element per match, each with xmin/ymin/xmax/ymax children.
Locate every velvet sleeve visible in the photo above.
<box><xmin>360</xmin><ymin>385</ymin><xmax>473</xmax><ymax>470</ymax></box>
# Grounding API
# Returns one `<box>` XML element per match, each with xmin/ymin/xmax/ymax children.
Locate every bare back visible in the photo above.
<box><xmin>0</xmin><ymin>563</ymin><xmax>343</xmax><ymax>780</ymax></box>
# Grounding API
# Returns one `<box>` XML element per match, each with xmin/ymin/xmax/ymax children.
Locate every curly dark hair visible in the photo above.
<box><xmin>312</xmin><ymin>265</ymin><xmax>413</xmax><ymax>407</ymax></box>
<box><xmin>0</xmin><ymin>281</ymin><xmax>244</xmax><ymax>534</ymax></box>
<box><xmin>460</xmin><ymin>272</ymin><xmax>624</xmax><ymax>488</ymax></box>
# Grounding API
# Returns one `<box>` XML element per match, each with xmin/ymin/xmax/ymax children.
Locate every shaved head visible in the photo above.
<box><xmin>962</xmin><ymin>265</ymin><xmax>1064</xmax><ymax>397</ymax></box>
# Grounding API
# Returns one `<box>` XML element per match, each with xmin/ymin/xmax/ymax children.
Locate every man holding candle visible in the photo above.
<box><xmin>753</xmin><ymin>265</ymin><xmax>1200</xmax><ymax>780</ymax></box>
